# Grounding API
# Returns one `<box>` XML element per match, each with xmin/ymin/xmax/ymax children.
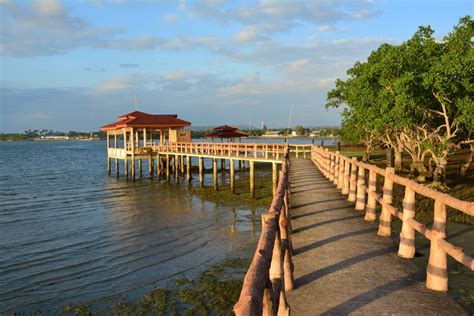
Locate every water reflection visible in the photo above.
<box><xmin>0</xmin><ymin>141</ymin><xmax>265</xmax><ymax>314</ymax></box>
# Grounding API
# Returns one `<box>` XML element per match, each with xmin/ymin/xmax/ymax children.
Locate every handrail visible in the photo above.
<box><xmin>288</xmin><ymin>144</ymin><xmax>312</xmax><ymax>159</ymax></box>
<box><xmin>234</xmin><ymin>148</ymin><xmax>293</xmax><ymax>315</ymax></box>
<box><xmin>152</xmin><ymin>142</ymin><xmax>287</xmax><ymax>160</ymax></box>
<box><xmin>311</xmin><ymin>144</ymin><xmax>474</xmax><ymax>292</ymax></box>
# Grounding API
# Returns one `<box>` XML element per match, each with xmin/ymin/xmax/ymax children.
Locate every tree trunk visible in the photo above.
<box><xmin>362</xmin><ymin>152</ymin><xmax>369</xmax><ymax>162</ymax></box>
<box><xmin>395</xmin><ymin>150</ymin><xmax>403</xmax><ymax>171</ymax></box>
<box><xmin>411</xmin><ymin>160</ymin><xmax>427</xmax><ymax>182</ymax></box>
<box><xmin>387</xmin><ymin>148</ymin><xmax>395</xmax><ymax>168</ymax></box>
<box><xmin>460</xmin><ymin>144</ymin><xmax>473</xmax><ymax>176</ymax></box>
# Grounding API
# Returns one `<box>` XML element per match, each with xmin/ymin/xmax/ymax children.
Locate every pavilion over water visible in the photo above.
<box><xmin>100</xmin><ymin>111</ymin><xmax>191</xmax><ymax>146</ymax></box>
<box><xmin>100</xmin><ymin>111</ymin><xmax>191</xmax><ymax>177</ymax></box>
<box><xmin>205</xmin><ymin>125</ymin><xmax>249</xmax><ymax>142</ymax></box>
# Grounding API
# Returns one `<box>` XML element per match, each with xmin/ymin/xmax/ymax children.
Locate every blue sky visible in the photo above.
<box><xmin>0</xmin><ymin>0</ymin><xmax>472</xmax><ymax>132</ymax></box>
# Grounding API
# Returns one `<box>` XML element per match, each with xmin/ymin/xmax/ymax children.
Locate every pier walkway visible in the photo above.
<box><xmin>286</xmin><ymin>159</ymin><xmax>466</xmax><ymax>315</ymax></box>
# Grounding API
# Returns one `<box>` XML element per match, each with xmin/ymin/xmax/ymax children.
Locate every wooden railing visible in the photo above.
<box><xmin>311</xmin><ymin>144</ymin><xmax>474</xmax><ymax>291</ymax></box>
<box><xmin>153</xmin><ymin>142</ymin><xmax>287</xmax><ymax>160</ymax></box>
<box><xmin>234</xmin><ymin>151</ymin><xmax>294</xmax><ymax>315</ymax></box>
<box><xmin>289</xmin><ymin>144</ymin><xmax>312</xmax><ymax>159</ymax></box>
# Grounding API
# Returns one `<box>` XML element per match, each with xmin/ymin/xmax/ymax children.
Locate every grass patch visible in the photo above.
<box><xmin>61</xmin><ymin>257</ymin><xmax>251</xmax><ymax>315</ymax></box>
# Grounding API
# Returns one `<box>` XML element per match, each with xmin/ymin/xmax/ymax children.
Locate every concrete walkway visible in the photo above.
<box><xmin>286</xmin><ymin>159</ymin><xmax>466</xmax><ymax>315</ymax></box>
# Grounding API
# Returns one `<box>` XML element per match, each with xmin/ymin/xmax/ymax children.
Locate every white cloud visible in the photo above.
<box><xmin>32</xmin><ymin>0</ymin><xmax>65</xmax><ymax>16</ymax></box>
<box><xmin>233</xmin><ymin>26</ymin><xmax>259</xmax><ymax>43</ymax></box>
<box><xmin>288</xmin><ymin>59</ymin><xmax>312</xmax><ymax>72</ymax></box>
<box><xmin>94</xmin><ymin>76</ymin><xmax>137</xmax><ymax>93</ymax></box>
<box><xmin>318</xmin><ymin>24</ymin><xmax>335</xmax><ymax>32</ymax></box>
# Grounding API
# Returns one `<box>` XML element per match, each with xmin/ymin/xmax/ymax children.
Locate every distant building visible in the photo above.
<box><xmin>291</xmin><ymin>131</ymin><xmax>297</xmax><ymax>137</ymax></box>
<box><xmin>40</xmin><ymin>136</ymin><xmax>70</xmax><ymax>140</ymax></box>
<box><xmin>262</xmin><ymin>130</ymin><xmax>282</xmax><ymax>137</ymax></box>
<box><xmin>309</xmin><ymin>130</ymin><xmax>321</xmax><ymax>137</ymax></box>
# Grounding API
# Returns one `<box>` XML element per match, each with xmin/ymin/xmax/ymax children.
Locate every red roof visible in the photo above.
<box><xmin>100</xmin><ymin>111</ymin><xmax>191</xmax><ymax>130</ymax></box>
<box><xmin>205</xmin><ymin>125</ymin><xmax>249</xmax><ymax>138</ymax></box>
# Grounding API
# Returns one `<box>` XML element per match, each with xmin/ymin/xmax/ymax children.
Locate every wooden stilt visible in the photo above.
<box><xmin>131</xmin><ymin>159</ymin><xmax>135</xmax><ymax>180</ymax></box>
<box><xmin>221</xmin><ymin>158</ymin><xmax>225</xmax><ymax>171</ymax></box>
<box><xmin>213</xmin><ymin>158</ymin><xmax>218</xmax><ymax>191</ymax></box>
<box><xmin>156</xmin><ymin>155</ymin><xmax>160</xmax><ymax>176</ymax></box>
<box><xmin>166</xmin><ymin>154</ymin><xmax>170</xmax><ymax>180</ymax></box>
<box><xmin>199</xmin><ymin>157</ymin><xmax>204</xmax><ymax>188</ymax></box>
<box><xmin>186</xmin><ymin>156</ymin><xmax>191</xmax><ymax>182</ymax></box>
<box><xmin>149</xmin><ymin>158</ymin><xmax>153</xmax><ymax>176</ymax></box>
<box><xmin>138</xmin><ymin>159</ymin><xmax>142</xmax><ymax>176</ymax></box>
<box><xmin>124</xmin><ymin>159</ymin><xmax>129</xmax><ymax>178</ymax></box>
<box><xmin>175</xmin><ymin>154</ymin><xmax>179</xmax><ymax>183</ymax></box>
<box><xmin>250</xmin><ymin>160</ymin><xmax>255</xmax><ymax>198</ymax></box>
<box><xmin>230</xmin><ymin>159</ymin><xmax>235</xmax><ymax>194</ymax></box>
<box><xmin>272</xmin><ymin>162</ymin><xmax>277</xmax><ymax>196</ymax></box>
<box><xmin>180</xmin><ymin>155</ymin><xmax>185</xmax><ymax>177</ymax></box>
<box><xmin>115</xmin><ymin>158</ymin><xmax>119</xmax><ymax>176</ymax></box>
<box><xmin>107</xmin><ymin>157</ymin><xmax>111</xmax><ymax>175</ymax></box>
<box><xmin>239</xmin><ymin>160</ymin><xmax>242</xmax><ymax>171</ymax></box>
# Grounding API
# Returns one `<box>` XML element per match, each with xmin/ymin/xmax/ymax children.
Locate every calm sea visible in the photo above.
<box><xmin>0</xmin><ymin>138</ymin><xmax>333</xmax><ymax>313</ymax></box>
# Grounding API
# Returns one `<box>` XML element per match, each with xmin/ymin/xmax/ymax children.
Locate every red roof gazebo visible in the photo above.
<box><xmin>100</xmin><ymin>111</ymin><xmax>190</xmax><ymax>131</ymax></box>
<box><xmin>205</xmin><ymin>125</ymin><xmax>249</xmax><ymax>142</ymax></box>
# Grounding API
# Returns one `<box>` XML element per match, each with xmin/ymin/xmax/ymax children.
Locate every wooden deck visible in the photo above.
<box><xmin>286</xmin><ymin>159</ymin><xmax>466</xmax><ymax>315</ymax></box>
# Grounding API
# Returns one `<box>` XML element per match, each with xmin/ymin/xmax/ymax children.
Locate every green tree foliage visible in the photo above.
<box><xmin>327</xmin><ymin>16</ymin><xmax>473</xmax><ymax>181</ymax></box>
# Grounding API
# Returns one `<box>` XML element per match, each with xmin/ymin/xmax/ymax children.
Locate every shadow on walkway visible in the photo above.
<box><xmin>293</xmin><ymin>214</ymin><xmax>364</xmax><ymax>234</ymax></box>
<box><xmin>292</xmin><ymin>205</ymin><xmax>354</xmax><ymax>219</ymax></box>
<box><xmin>295</xmin><ymin>245</ymin><xmax>398</xmax><ymax>287</ymax></box>
<box><xmin>320</xmin><ymin>272</ymin><xmax>423</xmax><ymax>315</ymax></box>
<box><xmin>294</xmin><ymin>227</ymin><xmax>378</xmax><ymax>255</ymax></box>
<box><xmin>291</xmin><ymin>197</ymin><xmax>346</xmax><ymax>210</ymax></box>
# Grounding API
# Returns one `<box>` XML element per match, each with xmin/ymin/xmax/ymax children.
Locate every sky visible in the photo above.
<box><xmin>0</xmin><ymin>0</ymin><xmax>472</xmax><ymax>132</ymax></box>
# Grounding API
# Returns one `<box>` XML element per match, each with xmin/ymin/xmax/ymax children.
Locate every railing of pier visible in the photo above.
<box><xmin>234</xmin><ymin>149</ymin><xmax>294</xmax><ymax>316</ymax></box>
<box><xmin>311</xmin><ymin>144</ymin><xmax>474</xmax><ymax>292</ymax></box>
<box><xmin>288</xmin><ymin>144</ymin><xmax>312</xmax><ymax>159</ymax></box>
<box><xmin>153</xmin><ymin>142</ymin><xmax>287</xmax><ymax>160</ymax></box>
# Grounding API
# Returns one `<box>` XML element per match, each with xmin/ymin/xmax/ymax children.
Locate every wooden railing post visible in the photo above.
<box><xmin>364</xmin><ymin>169</ymin><xmax>377</xmax><ymax>221</ymax></box>
<box><xmin>342</xmin><ymin>159</ymin><xmax>351</xmax><ymax>195</ymax></box>
<box><xmin>355</xmin><ymin>166</ymin><xmax>366</xmax><ymax>211</ymax></box>
<box><xmin>329</xmin><ymin>154</ymin><xmax>335</xmax><ymax>182</ymax></box>
<box><xmin>337</xmin><ymin>156</ymin><xmax>344</xmax><ymax>189</ymax></box>
<box><xmin>348</xmin><ymin>157</ymin><xmax>358</xmax><ymax>202</ymax></box>
<box><xmin>280</xmin><ymin>203</ymin><xmax>294</xmax><ymax>292</ymax></box>
<box><xmin>426</xmin><ymin>200</ymin><xmax>448</xmax><ymax>291</ymax></box>
<box><xmin>398</xmin><ymin>187</ymin><xmax>416</xmax><ymax>258</ymax></box>
<box><xmin>333</xmin><ymin>152</ymin><xmax>340</xmax><ymax>186</ymax></box>
<box><xmin>269</xmin><ymin>230</ymin><xmax>283</xmax><ymax>313</ymax></box>
<box><xmin>378</xmin><ymin>167</ymin><xmax>395</xmax><ymax>236</ymax></box>
<box><xmin>324</xmin><ymin>148</ymin><xmax>330</xmax><ymax>178</ymax></box>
